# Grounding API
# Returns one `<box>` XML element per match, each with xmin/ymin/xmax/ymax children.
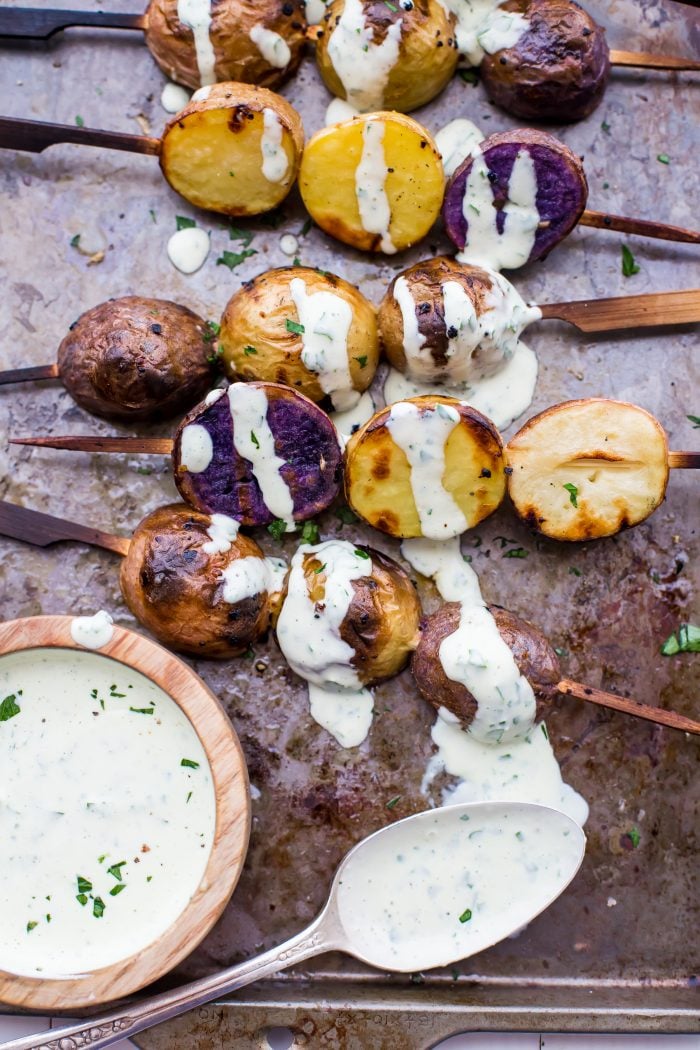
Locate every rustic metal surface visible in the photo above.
<box><xmin>0</xmin><ymin>0</ymin><xmax>699</xmax><ymax>1043</ymax></box>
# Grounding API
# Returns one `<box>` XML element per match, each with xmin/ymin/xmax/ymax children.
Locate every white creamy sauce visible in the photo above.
<box><xmin>260</xmin><ymin>108</ymin><xmax>289</xmax><ymax>184</ymax></box>
<box><xmin>249</xmin><ymin>23</ymin><xmax>291</xmax><ymax>69</ymax></box>
<box><xmin>0</xmin><ymin>648</ymin><xmax>215</xmax><ymax>977</ymax></box>
<box><xmin>335</xmin><ymin>803</ymin><xmax>584</xmax><ymax>970</ymax></box>
<box><xmin>355</xmin><ymin>119</ymin><xmax>396</xmax><ymax>254</ymax></box>
<box><xmin>227</xmin><ymin>384</ymin><xmax>295</xmax><ymax>530</ymax></box>
<box><xmin>401</xmin><ymin>538</ymin><xmax>588</xmax><ymax>825</ymax></box>
<box><xmin>220</xmin><ymin>556</ymin><xmax>274</xmax><ymax>605</ymax></box>
<box><xmin>160</xmin><ymin>81</ymin><xmax>190</xmax><ymax>114</ymax></box>
<box><xmin>325</xmin><ymin>97</ymin><xmax>359</xmax><ymax>126</ymax></box>
<box><xmin>330</xmin><ymin>389</ymin><xmax>376</xmax><ymax>442</ymax></box>
<box><xmin>434</xmin><ymin>118</ymin><xmax>484</xmax><ymax>178</ymax></box>
<box><xmin>458</xmin><ymin>148</ymin><xmax>539</xmax><ymax>272</ymax></box>
<box><xmin>304</xmin><ymin>0</ymin><xmax>328</xmax><ymax>22</ymax></box>
<box><xmin>289</xmin><ymin>277</ymin><xmax>358</xmax><ymax>411</ymax></box>
<box><xmin>167</xmin><ymin>227</ymin><xmax>210</xmax><ymax>274</ymax></box>
<box><xmin>191</xmin><ymin>84</ymin><xmax>212</xmax><ymax>102</ymax></box>
<box><xmin>326</xmin><ymin>0</ymin><xmax>403</xmax><ymax>111</ymax></box>
<box><xmin>179</xmin><ymin>422</ymin><xmax>213</xmax><ymax>474</ymax></box>
<box><xmin>393</xmin><ymin>276</ymin><xmax>426</xmax><ymax>365</ymax></box>
<box><xmin>176</xmin><ymin>0</ymin><xmax>216</xmax><ymax>86</ymax></box>
<box><xmin>265</xmin><ymin>556</ymin><xmax>289</xmax><ymax>597</ymax></box>
<box><xmin>202</xmin><ymin>513</ymin><xmax>240</xmax><ymax>555</ymax></box>
<box><xmin>204</xmin><ymin>387</ymin><xmax>225</xmax><ymax>406</ymax></box>
<box><xmin>279</xmin><ymin>233</ymin><xmax>299</xmax><ymax>256</ymax></box>
<box><xmin>387</xmin><ymin>402</ymin><xmax>468</xmax><ymax>540</ymax></box>
<box><xmin>276</xmin><ymin>541</ymin><xmax>375</xmax><ymax>748</ymax></box>
<box><xmin>437</xmin><ymin>0</ymin><xmax>529</xmax><ymax>66</ymax></box>
<box><xmin>70</xmin><ymin>610</ymin><xmax>114</xmax><ymax>650</ymax></box>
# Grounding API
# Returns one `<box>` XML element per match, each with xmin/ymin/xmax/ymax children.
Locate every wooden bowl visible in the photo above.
<box><xmin>0</xmin><ymin>615</ymin><xmax>251</xmax><ymax>1010</ymax></box>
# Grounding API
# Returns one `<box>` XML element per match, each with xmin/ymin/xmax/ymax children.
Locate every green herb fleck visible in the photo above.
<box><xmin>46</xmin><ymin>913</ymin><xmax>51</xmax><ymax>923</ymax></box>
<box><xmin>203</xmin><ymin>320</ymin><xmax>220</xmax><ymax>343</ymax></box>
<box><xmin>301</xmin><ymin>520</ymin><xmax>320</xmax><ymax>544</ymax></box>
<box><xmin>627</xmin><ymin>826</ymin><xmax>641</xmax><ymax>849</ymax></box>
<box><xmin>601</xmin><ymin>120</ymin><xmax>611</xmax><ymax>134</ymax></box>
<box><xmin>386</xmin><ymin>795</ymin><xmax>401</xmax><ymax>809</ymax></box>
<box><xmin>687</xmin><ymin>414</ymin><xmax>700</xmax><ymax>428</ymax></box>
<box><xmin>243</xmin><ymin>344</ymin><xmax>257</xmax><ymax>355</ymax></box>
<box><xmin>26</xmin><ymin>921</ymin><xmax>38</xmax><ymax>933</ymax></box>
<box><xmin>176</xmin><ymin>215</ymin><xmax>196</xmax><ymax>231</ymax></box>
<box><xmin>569</xmin><ymin>566</ymin><xmax>582</xmax><ymax>577</ymax></box>
<box><xmin>541</xmin><ymin>723</ymin><xmax>549</xmax><ymax>740</ymax></box>
<box><xmin>657</xmin><ymin>153</ymin><xmax>670</xmax><ymax>165</ymax></box>
<box><xmin>459</xmin><ymin>68</ymin><xmax>479</xmax><ymax>85</ymax></box>
<box><xmin>503</xmin><ymin>547</ymin><xmax>528</xmax><ymax>559</ymax></box>
<box><xmin>602</xmin><ymin>181</ymin><xmax>609</xmax><ymax>189</ymax></box>
<box><xmin>181</xmin><ymin>758</ymin><xmax>200</xmax><ymax>769</ymax></box>
<box><xmin>149</xmin><ymin>208</ymin><xmax>157</xmax><ymax>224</ymax></box>
<box><xmin>384</xmin><ymin>0</ymin><xmax>398</xmax><ymax>9</ymax></box>
<box><xmin>98</xmin><ymin>854</ymin><xmax>107</xmax><ymax>864</ymax></box>
<box><xmin>267</xmin><ymin>519</ymin><xmax>288</xmax><ymax>542</ymax></box>
<box><xmin>459</xmin><ymin>908</ymin><xmax>473</xmax><ymax>924</ymax></box>
<box><xmin>354</xmin><ymin>355</ymin><xmax>368</xmax><ymax>368</ymax></box>
<box><xmin>216</xmin><ymin>248</ymin><xmax>257</xmax><ymax>271</ymax></box>
<box><xmin>129</xmin><ymin>706</ymin><xmax>154</xmax><ymax>715</ymax></box>
<box><xmin>109</xmin><ymin>884</ymin><xmax>126</xmax><ymax>897</ymax></box>
<box><xmin>250</xmin><ymin>430</ymin><xmax>260</xmax><ymax>449</ymax></box>
<box><xmin>313</xmin><ymin>563</ymin><xmax>326</xmax><ymax>575</ymax></box>
<box><xmin>316</xmin><ymin>267</ymin><xmax>330</xmax><ymax>277</ymax></box>
<box><xmin>76</xmin><ymin>894</ymin><xmax>88</xmax><ymax>906</ymax></box>
<box><xmin>93</xmin><ymin>896</ymin><xmax>106</xmax><ymax>918</ymax></box>
<box><xmin>107</xmin><ymin>861</ymin><xmax>127</xmax><ymax>881</ymax></box>
<box><xmin>660</xmin><ymin>623</ymin><xmax>700</xmax><ymax>656</ymax></box>
<box><xmin>229</xmin><ymin>225</ymin><xmax>254</xmax><ymax>247</ymax></box>
<box><xmin>563</xmin><ymin>482</ymin><xmax>579</xmax><ymax>507</ymax></box>
<box><xmin>515</xmin><ymin>830</ymin><xmax>525</xmax><ymax>841</ymax></box>
<box><xmin>77</xmin><ymin>875</ymin><xmax>92</xmax><ymax>894</ymax></box>
<box><xmin>75</xmin><ymin>115</ymin><xmax>84</xmax><ymax>127</ymax></box>
<box><xmin>137</xmin><ymin>466</ymin><xmax>153</xmax><ymax>475</ymax></box>
<box><xmin>70</xmin><ymin>233</ymin><xmax>81</xmax><ymax>248</ymax></box>
<box><xmin>0</xmin><ymin>694</ymin><xmax>20</xmax><ymax>722</ymax></box>
<box><xmin>462</xmin><ymin>554</ymin><xmax>472</xmax><ymax>563</ymax></box>
<box><xmin>621</xmin><ymin>245</ymin><xmax>640</xmax><ymax>277</ymax></box>
<box><xmin>285</xmin><ymin>318</ymin><xmax>305</xmax><ymax>335</ymax></box>
<box><xmin>354</xmin><ymin>548</ymin><xmax>370</xmax><ymax>559</ymax></box>
<box><xmin>186</xmin><ymin>791</ymin><xmax>193</xmax><ymax>804</ymax></box>
<box><xmin>146</xmin><ymin>875</ymin><xmax>153</xmax><ymax>882</ymax></box>
<box><xmin>335</xmin><ymin>506</ymin><xmax>358</xmax><ymax>526</ymax></box>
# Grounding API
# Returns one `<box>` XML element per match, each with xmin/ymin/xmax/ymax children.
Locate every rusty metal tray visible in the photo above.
<box><xmin>0</xmin><ymin>0</ymin><xmax>698</xmax><ymax>1043</ymax></box>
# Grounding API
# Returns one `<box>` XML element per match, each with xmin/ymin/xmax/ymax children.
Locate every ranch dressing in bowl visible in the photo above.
<box><xmin>0</xmin><ymin>648</ymin><xmax>215</xmax><ymax>978</ymax></box>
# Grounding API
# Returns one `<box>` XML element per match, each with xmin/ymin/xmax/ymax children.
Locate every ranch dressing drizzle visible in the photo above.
<box><xmin>437</xmin><ymin>0</ymin><xmax>529</xmax><ymax>66</ymax></box>
<box><xmin>176</xmin><ymin>0</ymin><xmax>216</xmax><ymax>86</ymax></box>
<box><xmin>260</xmin><ymin>108</ymin><xmax>289</xmax><ymax>183</ymax></box>
<box><xmin>356</xmin><ymin>120</ymin><xmax>396</xmax><ymax>254</ymax></box>
<box><xmin>220</xmin><ymin>556</ymin><xmax>274</xmax><ymax>604</ymax></box>
<box><xmin>167</xmin><ymin>227</ymin><xmax>210</xmax><ymax>274</ymax></box>
<box><xmin>70</xmin><ymin>610</ymin><xmax>114</xmax><ymax>650</ymax></box>
<box><xmin>393</xmin><ymin>277</ymin><xmax>426</xmax><ymax>365</ymax></box>
<box><xmin>330</xmin><ymin>389</ymin><xmax>376</xmax><ymax>443</ymax></box>
<box><xmin>458</xmin><ymin>148</ymin><xmax>539</xmax><ymax>272</ymax></box>
<box><xmin>434</xmin><ymin>118</ymin><xmax>484</xmax><ymax>178</ymax></box>
<box><xmin>276</xmin><ymin>541</ymin><xmax>375</xmax><ymax>748</ymax></box>
<box><xmin>202</xmin><ymin>513</ymin><xmax>240</xmax><ymax>554</ymax></box>
<box><xmin>228</xmin><ymin>384</ymin><xmax>296</xmax><ymax>531</ymax></box>
<box><xmin>327</xmin><ymin>0</ymin><xmax>403</xmax><ymax>111</ymax></box>
<box><xmin>401</xmin><ymin>538</ymin><xmax>588</xmax><ymax>825</ymax></box>
<box><xmin>386</xmin><ymin>402</ymin><xmax>468</xmax><ymax>539</ymax></box>
<box><xmin>305</xmin><ymin>0</ymin><xmax>328</xmax><ymax>22</ymax></box>
<box><xmin>160</xmin><ymin>81</ymin><xmax>191</xmax><ymax>114</ymax></box>
<box><xmin>0</xmin><ymin>647</ymin><xmax>215</xmax><ymax>977</ymax></box>
<box><xmin>289</xmin><ymin>277</ymin><xmax>359</xmax><ymax>412</ymax></box>
<box><xmin>179</xmin><ymin>423</ymin><xmax>214</xmax><ymax>473</ymax></box>
<box><xmin>325</xmin><ymin>97</ymin><xmax>359</xmax><ymax>126</ymax></box>
<box><xmin>249</xmin><ymin>24</ymin><xmax>291</xmax><ymax>69</ymax></box>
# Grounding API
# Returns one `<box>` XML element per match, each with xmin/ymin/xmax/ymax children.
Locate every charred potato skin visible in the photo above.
<box><xmin>120</xmin><ymin>504</ymin><xmax>271</xmax><ymax>658</ymax></box>
<box><xmin>316</xmin><ymin>0</ymin><xmax>458</xmax><ymax>112</ymax></box>
<box><xmin>302</xmin><ymin>545</ymin><xmax>421</xmax><ymax>685</ymax></box>
<box><xmin>56</xmin><ymin>296</ymin><xmax>215</xmax><ymax>422</ymax></box>
<box><xmin>145</xmin><ymin>0</ymin><xmax>307</xmax><ymax>91</ymax></box>
<box><xmin>219</xmin><ymin>267</ymin><xmax>380</xmax><ymax>401</ymax></box>
<box><xmin>480</xmin><ymin>0</ymin><xmax>610</xmax><ymax>123</ymax></box>
<box><xmin>378</xmin><ymin>257</ymin><xmax>496</xmax><ymax>376</ymax></box>
<box><xmin>412</xmin><ymin>604</ymin><xmax>559</xmax><ymax>727</ymax></box>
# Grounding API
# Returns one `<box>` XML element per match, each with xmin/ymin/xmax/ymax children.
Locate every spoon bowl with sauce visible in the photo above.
<box><xmin>3</xmin><ymin>802</ymin><xmax>585</xmax><ymax>1050</ymax></box>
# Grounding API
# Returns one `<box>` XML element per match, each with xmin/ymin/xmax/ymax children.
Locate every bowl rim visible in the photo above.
<box><xmin>0</xmin><ymin>614</ymin><xmax>251</xmax><ymax>1010</ymax></box>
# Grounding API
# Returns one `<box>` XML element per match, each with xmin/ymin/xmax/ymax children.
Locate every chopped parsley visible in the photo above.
<box><xmin>76</xmin><ymin>894</ymin><xmax>88</xmax><ymax>906</ymax></box>
<box><xmin>77</xmin><ymin>875</ymin><xmax>92</xmax><ymax>894</ymax></box>
<box><xmin>459</xmin><ymin>68</ymin><xmax>479</xmax><ymax>85</ymax></box>
<box><xmin>601</xmin><ymin>119</ymin><xmax>611</xmax><ymax>134</ymax></box>
<box><xmin>285</xmin><ymin>318</ymin><xmax>305</xmax><ymax>335</ymax></box>
<box><xmin>93</xmin><ymin>896</ymin><xmax>106</xmax><ymax>918</ymax></box>
<box><xmin>75</xmin><ymin>115</ymin><xmax>85</xmax><ymax>127</ymax></box>
<box><xmin>228</xmin><ymin>225</ymin><xmax>254</xmax><ymax>247</ymax></box>
<box><xmin>301</xmin><ymin>520</ymin><xmax>320</xmax><ymax>544</ymax></box>
<box><xmin>267</xmin><ymin>518</ymin><xmax>288</xmax><ymax>541</ymax></box>
<box><xmin>70</xmin><ymin>233</ymin><xmax>81</xmax><ymax>248</ymax></box>
<box><xmin>250</xmin><ymin>430</ymin><xmax>260</xmax><ymax>449</ymax></box>
<box><xmin>458</xmin><ymin>908</ymin><xmax>473</xmax><ymax>923</ymax></box>
<box><xmin>626</xmin><ymin>826</ymin><xmax>641</xmax><ymax>849</ymax></box>
<box><xmin>386</xmin><ymin>795</ymin><xmax>401</xmax><ymax>809</ymax></box>
<box><xmin>660</xmin><ymin>623</ymin><xmax>700</xmax><ymax>656</ymax></box>
<box><xmin>687</xmin><ymin>414</ymin><xmax>700</xmax><ymax>428</ymax></box>
<box><xmin>621</xmin><ymin>245</ymin><xmax>640</xmax><ymax>277</ymax></box>
<box><xmin>563</xmin><ymin>482</ymin><xmax>579</xmax><ymax>507</ymax></box>
<box><xmin>299</xmin><ymin>217</ymin><xmax>313</xmax><ymax>237</ymax></box>
<box><xmin>503</xmin><ymin>547</ymin><xmax>528</xmax><ymax>559</ymax></box>
<box><xmin>384</xmin><ymin>0</ymin><xmax>398</xmax><ymax>9</ymax></box>
<box><xmin>0</xmin><ymin>694</ymin><xmax>20</xmax><ymax>721</ymax></box>
<box><xmin>203</xmin><ymin>320</ymin><xmax>220</xmax><ymax>343</ymax></box>
<box><xmin>149</xmin><ymin>208</ymin><xmax>157</xmax><ymax>224</ymax></box>
<box><xmin>354</xmin><ymin>548</ymin><xmax>370</xmax><ymax>559</ymax></box>
<box><xmin>107</xmin><ymin>861</ymin><xmax>127</xmax><ymax>881</ymax></box>
<box><xmin>26</xmin><ymin>921</ymin><xmax>38</xmax><ymax>933</ymax></box>
<box><xmin>175</xmin><ymin>215</ymin><xmax>196</xmax><ymax>231</ymax></box>
<box><xmin>569</xmin><ymin>566</ymin><xmax>582</xmax><ymax>577</ymax></box>
<box><xmin>335</xmin><ymin>506</ymin><xmax>358</xmax><ymax>526</ymax></box>
<box><xmin>216</xmin><ymin>248</ymin><xmax>257</xmax><ymax>270</ymax></box>
<box><xmin>109</xmin><ymin>884</ymin><xmax>126</xmax><ymax>897</ymax></box>
<box><xmin>354</xmin><ymin>355</ymin><xmax>368</xmax><ymax>369</ymax></box>
<box><xmin>243</xmin><ymin>344</ymin><xmax>257</xmax><ymax>355</ymax></box>
<box><xmin>657</xmin><ymin>153</ymin><xmax>670</xmax><ymax>165</ymax></box>
<box><xmin>181</xmin><ymin>758</ymin><xmax>200</xmax><ymax>769</ymax></box>
<box><xmin>129</xmin><ymin>706</ymin><xmax>154</xmax><ymax>714</ymax></box>
<box><xmin>313</xmin><ymin>563</ymin><xmax>326</xmax><ymax>574</ymax></box>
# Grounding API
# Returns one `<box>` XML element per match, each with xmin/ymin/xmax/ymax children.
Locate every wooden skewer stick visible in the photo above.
<box><xmin>558</xmin><ymin>678</ymin><xmax>700</xmax><ymax>736</ymax></box>
<box><xmin>10</xmin><ymin>435</ymin><xmax>174</xmax><ymax>454</ymax></box>
<box><xmin>580</xmin><ymin>209</ymin><xmax>700</xmax><ymax>245</ymax></box>
<box><xmin>0</xmin><ymin>7</ymin><xmax>145</xmax><ymax>38</ymax></box>
<box><xmin>668</xmin><ymin>451</ymin><xmax>700</xmax><ymax>469</ymax></box>
<box><xmin>609</xmin><ymin>49</ymin><xmax>700</xmax><ymax>73</ymax></box>
<box><xmin>0</xmin><ymin>363</ymin><xmax>59</xmax><ymax>385</ymax></box>
<box><xmin>0</xmin><ymin>500</ymin><xmax>129</xmax><ymax>555</ymax></box>
<box><xmin>537</xmin><ymin>288</ymin><xmax>700</xmax><ymax>332</ymax></box>
<box><xmin>0</xmin><ymin>116</ymin><xmax>160</xmax><ymax>156</ymax></box>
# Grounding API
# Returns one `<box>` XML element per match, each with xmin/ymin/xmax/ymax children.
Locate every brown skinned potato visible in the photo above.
<box><xmin>160</xmin><ymin>82</ymin><xmax>304</xmax><ymax>216</ymax></box>
<box><xmin>56</xmin><ymin>296</ymin><xmax>215</xmax><ymax>422</ymax></box>
<box><xmin>145</xmin><ymin>0</ymin><xmax>307</xmax><ymax>91</ymax></box>
<box><xmin>412</xmin><ymin>604</ymin><xmax>560</xmax><ymax>728</ymax></box>
<box><xmin>120</xmin><ymin>504</ymin><xmax>280</xmax><ymax>658</ymax></box>
<box><xmin>219</xmin><ymin>266</ymin><xmax>379</xmax><ymax>405</ymax></box>
<box><xmin>315</xmin><ymin>0</ymin><xmax>458</xmax><ymax>113</ymax></box>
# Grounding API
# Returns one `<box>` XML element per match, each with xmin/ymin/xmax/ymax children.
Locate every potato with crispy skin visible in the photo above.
<box><xmin>315</xmin><ymin>0</ymin><xmax>458</xmax><ymax>113</ymax></box>
<box><xmin>219</xmin><ymin>266</ymin><xmax>379</xmax><ymax>407</ymax></box>
<box><xmin>160</xmin><ymin>83</ymin><xmax>304</xmax><ymax>216</ymax></box>
<box><xmin>145</xmin><ymin>0</ymin><xmax>306</xmax><ymax>91</ymax></box>
<box><xmin>412</xmin><ymin>604</ymin><xmax>560</xmax><ymax>727</ymax></box>
<box><xmin>480</xmin><ymin>0</ymin><xmax>610</xmax><ymax>124</ymax></box>
<box><xmin>57</xmin><ymin>296</ymin><xmax>215</xmax><ymax>422</ymax></box>
<box><xmin>299</xmin><ymin>112</ymin><xmax>444</xmax><ymax>253</ymax></box>
<box><xmin>120</xmin><ymin>504</ymin><xmax>281</xmax><ymax>658</ymax></box>
<box><xmin>506</xmin><ymin>399</ymin><xmax>670</xmax><ymax>541</ymax></box>
<box><xmin>345</xmin><ymin>396</ymin><xmax>506</xmax><ymax>538</ymax></box>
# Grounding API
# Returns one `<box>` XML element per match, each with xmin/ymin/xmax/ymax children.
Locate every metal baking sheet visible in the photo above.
<box><xmin>0</xmin><ymin>0</ymin><xmax>698</xmax><ymax>1042</ymax></box>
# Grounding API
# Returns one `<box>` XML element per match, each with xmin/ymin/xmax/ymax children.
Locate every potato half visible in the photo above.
<box><xmin>345</xmin><ymin>395</ymin><xmax>506</xmax><ymax>538</ymax></box>
<box><xmin>57</xmin><ymin>295</ymin><xmax>215</xmax><ymax>422</ymax></box>
<box><xmin>160</xmin><ymin>82</ymin><xmax>304</xmax><ymax>216</ymax></box>
<box><xmin>315</xmin><ymin>0</ymin><xmax>458</xmax><ymax>113</ymax></box>
<box><xmin>506</xmin><ymin>398</ymin><xmax>670</xmax><ymax>541</ymax></box>
<box><xmin>298</xmin><ymin>112</ymin><xmax>444</xmax><ymax>253</ymax></box>
<box><xmin>145</xmin><ymin>0</ymin><xmax>307</xmax><ymax>91</ymax></box>
<box><xmin>120</xmin><ymin>504</ymin><xmax>276</xmax><ymax>658</ymax></box>
<box><xmin>219</xmin><ymin>266</ymin><xmax>379</xmax><ymax>407</ymax></box>
<box><xmin>412</xmin><ymin>604</ymin><xmax>560</xmax><ymax>727</ymax></box>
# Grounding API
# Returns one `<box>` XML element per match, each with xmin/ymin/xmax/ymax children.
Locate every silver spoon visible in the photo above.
<box><xmin>1</xmin><ymin>801</ymin><xmax>585</xmax><ymax>1050</ymax></box>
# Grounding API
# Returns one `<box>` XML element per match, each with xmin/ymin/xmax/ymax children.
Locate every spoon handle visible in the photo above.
<box><xmin>0</xmin><ymin>920</ymin><xmax>334</xmax><ymax>1050</ymax></box>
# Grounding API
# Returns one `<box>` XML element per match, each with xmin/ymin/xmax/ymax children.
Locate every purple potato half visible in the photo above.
<box><xmin>480</xmin><ymin>0</ymin><xmax>610</xmax><ymax>124</ymax></box>
<box><xmin>173</xmin><ymin>382</ymin><xmax>343</xmax><ymax>525</ymax></box>
<box><xmin>443</xmin><ymin>128</ymin><xmax>588</xmax><ymax>264</ymax></box>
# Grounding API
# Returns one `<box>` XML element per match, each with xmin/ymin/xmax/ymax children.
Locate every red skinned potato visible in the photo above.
<box><xmin>411</xmin><ymin>604</ymin><xmax>560</xmax><ymax>728</ymax></box>
<box><xmin>173</xmin><ymin>382</ymin><xmax>343</xmax><ymax>526</ymax></box>
<box><xmin>57</xmin><ymin>296</ymin><xmax>216</xmax><ymax>422</ymax></box>
<box><xmin>443</xmin><ymin>128</ymin><xmax>588</xmax><ymax>267</ymax></box>
<box><xmin>480</xmin><ymin>0</ymin><xmax>610</xmax><ymax>124</ymax></box>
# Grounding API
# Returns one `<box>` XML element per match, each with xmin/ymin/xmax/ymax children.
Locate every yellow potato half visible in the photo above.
<box><xmin>345</xmin><ymin>395</ymin><xmax>506</xmax><ymax>538</ymax></box>
<box><xmin>160</xmin><ymin>82</ymin><xmax>304</xmax><ymax>216</ymax></box>
<box><xmin>506</xmin><ymin>398</ymin><xmax>670</xmax><ymax>541</ymax></box>
<box><xmin>298</xmin><ymin>112</ymin><xmax>444</xmax><ymax>253</ymax></box>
